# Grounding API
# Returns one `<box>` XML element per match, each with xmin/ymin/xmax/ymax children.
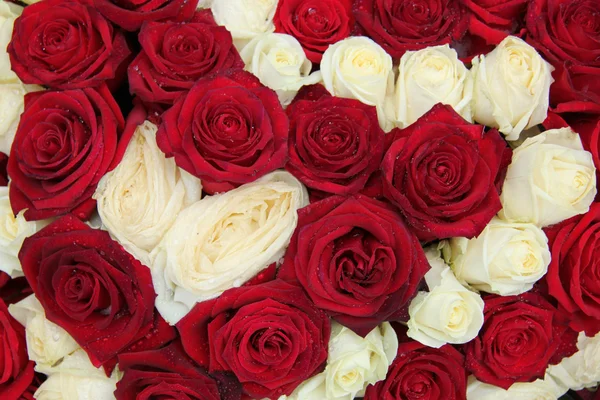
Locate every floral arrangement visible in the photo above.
<box><xmin>0</xmin><ymin>0</ymin><xmax>599</xmax><ymax>399</ymax></box>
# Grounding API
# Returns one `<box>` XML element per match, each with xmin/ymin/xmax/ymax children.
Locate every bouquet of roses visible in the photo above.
<box><xmin>0</xmin><ymin>0</ymin><xmax>599</xmax><ymax>399</ymax></box>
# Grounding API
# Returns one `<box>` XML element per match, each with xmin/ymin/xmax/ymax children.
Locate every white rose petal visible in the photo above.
<box><xmin>0</xmin><ymin>186</ymin><xmax>47</xmax><ymax>277</ymax></box>
<box><xmin>241</xmin><ymin>33</ymin><xmax>322</xmax><ymax>106</ymax></box>
<box><xmin>9</xmin><ymin>295</ymin><xmax>80</xmax><ymax>368</ymax></box>
<box><xmin>442</xmin><ymin>217</ymin><xmax>550</xmax><ymax>295</ymax></box>
<box><xmin>472</xmin><ymin>36</ymin><xmax>553</xmax><ymax>141</ymax></box>
<box><xmin>500</xmin><ymin>127</ymin><xmax>597</xmax><ymax>227</ymax></box>
<box><xmin>467</xmin><ymin>376</ymin><xmax>567</xmax><ymax>400</ymax></box>
<box><xmin>211</xmin><ymin>0</ymin><xmax>278</xmax><ymax>51</ymax></box>
<box><xmin>392</xmin><ymin>45</ymin><xmax>473</xmax><ymax>128</ymax></box>
<box><xmin>546</xmin><ymin>331</ymin><xmax>600</xmax><ymax>391</ymax></box>
<box><xmin>0</xmin><ymin>1</ymin><xmax>21</xmax><ymax>83</ymax></box>
<box><xmin>0</xmin><ymin>82</ymin><xmax>44</xmax><ymax>155</ymax></box>
<box><xmin>34</xmin><ymin>350</ymin><xmax>120</xmax><ymax>400</ymax></box>
<box><xmin>320</xmin><ymin>36</ymin><xmax>394</xmax><ymax>131</ymax></box>
<box><xmin>151</xmin><ymin>170</ymin><xmax>309</xmax><ymax>324</ymax></box>
<box><xmin>407</xmin><ymin>247</ymin><xmax>484</xmax><ymax>348</ymax></box>
<box><xmin>94</xmin><ymin>121</ymin><xmax>202</xmax><ymax>266</ymax></box>
<box><xmin>197</xmin><ymin>0</ymin><xmax>213</xmax><ymax>8</ymax></box>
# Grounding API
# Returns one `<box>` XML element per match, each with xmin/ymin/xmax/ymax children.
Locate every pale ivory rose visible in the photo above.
<box><xmin>0</xmin><ymin>1</ymin><xmax>21</xmax><ymax>83</ymax></box>
<box><xmin>240</xmin><ymin>33</ymin><xmax>322</xmax><ymax>106</ymax></box>
<box><xmin>9</xmin><ymin>295</ymin><xmax>79</xmax><ymax>368</ymax></box>
<box><xmin>197</xmin><ymin>0</ymin><xmax>213</xmax><ymax>8</ymax></box>
<box><xmin>211</xmin><ymin>0</ymin><xmax>278</xmax><ymax>50</ymax></box>
<box><xmin>0</xmin><ymin>186</ymin><xmax>47</xmax><ymax>277</ymax></box>
<box><xmin>442</xmin><ymin>217</ymin><xmax>550</xmax><ymax>296</ymax></box>
<box><xmin>466</xmin><ymin>376</ymin><xmax>567</xmax><ymax>400</ymax></box>
<box><xmin>407</xmin><ymin>246</ymin><xmax>484</xmax><ymax>348</ymax></box>
<box><xmin>284</xmin><ymin>322</ymin><xmax>398</xmax><ymax>400</ymax></box>
<box><xmin>472</xmin><ymin>36</ymin><xmax>553</xmax><ymax>141</ymax></box>
<box><xmin>320</xmin><ymin>36</ymin><xmax>394</xmax><ymax>131</ymax></box>
<box><xmin>151</xmin><ymin>171</ymin><xmax>309</xmax><ymax>324</ymax></box>
<box><xmin>94</xmin><ymin>121</ymin><xmax>202</xmax><ymax>265</ymax></box>
<box><xmin>546</xmin><ymin>331</ymin><xmax>600</xmax><ymax>391</ymax></box>
<box><xmin>35</xmin><ymin>350</ymin><xmax>121</xmax><ymax>400</ymax></box>
<box><xmin>392</xmin><ymin>45</ymin><xmax>473</xmax><ymax>128</ymax></box>
<box><xmin>500</xmin><ymin>128</ymin><xmax>597</xmax><ymax>227</ymax></box>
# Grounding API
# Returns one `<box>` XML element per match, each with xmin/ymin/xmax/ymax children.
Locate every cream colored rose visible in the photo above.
<box><xmin>0</xmin><ymin>186</ymin><xmax>47</xmax><ymax>277</ymax></box>
<box><xmin>197</xmin><ymin>0</ymin><xmax>213</xmax><ymax>8</ymax></box>
<box><xmin>0</xmin><ymin>82</ymin><xmax>44</xmax><ymax>155</ymax></box>
<box><xmin>35</xmin><ymin>350</ymin><xmax>121</xmax><ymax>400</ymax></box>
<box><xmin>442</xmin><ymin>217</ymin><xmax>550</xmax><ymax>296</ymax></box>
<box><xmin>0</xmin><ymin>1</ymin><xmax>21</xmax><ymax>83</ymax></box>
<box><xmin>94</xmin><ymin>121</ymin><xmax>202</xmax><ymax>266</ymax></box>
<box><xmin>320</xmin><ymin>36</ymin><xmax>394</xmax><ymax>131</ymax></box>
<box><xmin>546</xmin><ymin>331</ymin><xmax>600</xmax><ymax>391</ymax></box>
<box><xmin>151</xmin><ymin>171</ymin><xmax>309</xmax><ymax>324</ymax></box>
<box><xmin>466</xmin><ymin>376</ymin><xmax>567</xmax><ymax>400</ymax></box>
<box><xmin>500</xmin><ymin>128</ymin><xmax>597</xmax><ymax>227</ymax></box>
<box><xmin>284</xmin><ymin>322</ymin><xmax>398</xmax><ymax>400</ymax></box>
<box><xmin>407</xmin><ymin>246</ymin><xmax>484</xmax><ymax>348</ymax></box>
<box><xmin>392</xmin><ymin>45</ymin><xmax>473</xmax><ymax>128</ymax></box>
<box><xmin>9</xmin><ymin>295</ymin><xmax>79</xmax><ymax>368</ymax></box>
<box><xmin>211</xmin><ymin>0</ymin><xmax>278</xmax><ymax>50</ymax></box>
<box><xmin>240</xmin><ymin>33</ymin><xmax>322</xmax><ymax>106</ymax></box>
<box><xmin>472</xmin><ymin>36</ymin><xmax>553</xmax><ymax>141</ymax></box>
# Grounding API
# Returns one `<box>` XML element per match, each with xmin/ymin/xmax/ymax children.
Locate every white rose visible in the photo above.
<box><xmin>240</xmin><ymin>33</ymin><xmax>322</xmax><ymax>106</ymax></box>
<box><xmin>407</xmin><ymin>246</ymin><xmax>484</xmax><ymax>348</ymax></box>
<box><xmin>500</xmin><ymin>128</ymin><xmax>597</xmax><ymax>227</ymax></box>
<box><xmin>320</xmin><ymin>36</ymin><xmax>394</xmax><ymax>131</ymax></box>
<box><xmin>8</xmin><ymin>295</ymin><xmax>79</xmax><ymax>368</ymax></box>
<box><xmin>442</xmin><ymin>217</ymin><xmax>550</xmax><ymax>296</ymax></box>
<box><xmin>0</xmin><ymin>82</ymin><xmax>44</xmax><ymax>155</ymax></box>
<box><xmin>546</xmin><ymin>331</ymin><xmax>600</xmax><ymax>391</ymax></box>
<box><xmin>151</xmin><ymin>170</ymin><xmax>309</xmax><ymax>324</ymax></box>
<box><xmin>472</xmin><ymin>36</ymin><xmax>553</xmax><ymax>141</ymax></box>
<box><xmin>285</xmin><ymin>322</ymin><xmax>398</xmax><ymax>400</ymax></box>
<box><xmin>211</xmin><ymin>0</ymin><xmax>278</xmax><ymax>50</ymax></box>
<box><xmin>0</xmin><ymin>186</ymin><xmax>47</xmax><ymax>277</ymax></box>
<box><xmin>392</xmin><ymin>45</ymin><xmax>473</xmax><ymax>128</ymax></box>
<box><xmin>34</xmin><ymin>350</ymin><xmax>120</xmax><ymax>400</ymax></box>
<box><xmin>93</xmin><ymin>121</ymin><xmax>202</xmax><ymax>265</ymax></box>
<box><xmin>0</xmin><ymin>1</ymin><xmax>22</xmax><ymax>83</ymax></box>
<box><xmin>467</xmin><ymin>376</ymin><xmax>567</xmax><ymax>400</ymax></box>
<box><xmin>197</xmin><ymin>0</ymin><xmax>213</xmax><ymax>8</ymax></box>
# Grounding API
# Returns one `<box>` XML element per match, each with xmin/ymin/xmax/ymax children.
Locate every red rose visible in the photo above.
<box><xmin>465</xmin><ymin>293</ymin><xmax>577</xmax><ymax>389</ymax></box>
<box><xmin>274</xmin><ymin>0</ymin><xmax>353</xmax><ymax>63</ymax></box>
<box><xmin>0</xmin><ymin>298</ymin><xmax>34</xmax><ymax>400</ymax></box>
<box><xmin>544</xmin><ymin>202</ymin><xmax>600</xmax><ymax>335</ymax></box>
<box><xmin>381</xmin><ymin>104</ymin><xmax>511</xmax><ymax>242</ymax></box>
<box><xmin>176</xmin><ymin>280</ymin><xmax>330</xmax><ymax>400</ymax></box>
<box><xmin>89</xmin><ymin>0</ymin><xmax>199</xmax><ymax>32</ymax></box>
<box><xmin>285</xmin><ymin>94</ymin><xmax>385</xmax><ymax>196</ymax></box>
<box><xmin>19</xmin><ymin>215</ymin><xmax>164</xmax><ymax>368</ymax></box>
<box><xmin>8</xmin><ymin>86</ymin><xmax>127</xmax><ymax>221</ymax></box>
<box><xmin>353</xmin><ymin>0</ymin><xmax>469</xmax><ymax>59</ymax></box>
<box><xmin>8</xmin><ymin>0</ymin><xmax>130</xmax><ymax>90</ymax></box>
<box><xmin>526</xmin><ymin>0</ymin><xmax>600</xmax><ymax>112</ymax></box>
<box><xmin>278</xmin><ymin>195</ymin><xmax>428</xmax><ymax>336</ymax></box>
<box><xmin>115</xmin><ymin>341</ymin><xmax>242</xmax><ymax>400</ymax></box>
<box><xmin>364</xmin><ymin>339</ymin><xmax>467</xmax><ymax>400</ymax></box>
<box><xmin>129</xmin><ymin>10</ymin><xmax>244</xmax><ymax>105</ymax></box>
<box><xmin>156</xmin><ymin>69</ymin><xmax>288</xmax><ymax>195</ymax></box>
<box><xmin>0</xmin><ymin>276</ymin><xmax>32</xmax><ymax>307</ymax></box>
<box><xmin>0</xmin><ymin>152</ymin><xmax>7</xmax><ymax>186</ymax></box>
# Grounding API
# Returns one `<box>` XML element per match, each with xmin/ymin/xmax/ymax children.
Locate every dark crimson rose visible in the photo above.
<box><xmin>543</xmin><ymin>202</ymin><xmax>600</xmax><ymax>335</ymax></box>
<box><xmin>8</xmin><ymin>0</ymin><xmax>130</xmax><ymax>90</ymax></box>
<box><xmin>129</xmin><ymin>10</ymin><xmax>244</xmax><ymax>105</ymax></box>
<box><xmin>0</xmin><ymin>276</ymin><xmax>32</xmax><ymax>307</ymax></box>
<box><xmin>278</xmin><ymin>195</ymin><xmax>428</xmax><ymax>336</ymax></box>
<box><xmin>364</xmin><ymin>339</ymin><xmax>467</xmax><ymax>400</ymax></box>
<box><xmin>115</xmin><ymin>341</ymin><xmax>242</xmax><ymax>400</ymax></box>
<box><xmin>89</xmin><ymin>0</ymin><xmax>199</xmax><ymax>32</ymax></box>
<box><xmin>156</xmin><ymin>69</ymin><xmax>288</xmax><ymax>195</ymax></box>
<box><xmin>526</xmin><ymin>0</ymin><xmax>600</xmax><ymax>112</ymax></box>
<box><xmin>465</xmin><ymin>293</ymin><xmax>577</xmax><ymax>389</ymax></box>
<box><xmin>353</xmin><ymin>0</ymin><xmax>469</xmax><ymax>59</ymax></box>
<box><xmin>0</xmin><ymin>152</ymin><xmax>7</xmax><ymax>186</ymax></box>
<box><xmin>19</xmin><ymin>215</ymin><xmax>164</xmax><ymax>368</ymax></box>
<box><xmin>176</xmin><ymin>280</ymin><xmax>330</xmax><ymax>400</ymax></box>
<box><xmin>8</xmin><ymin>86</ymin><xmax>127</xmax><ymax>221</ymax></box>
<box><xmin>381</xmin><ymin>104</ymin><xmax>511</xmax><ymax>242</ymax></box>
<box><xmin>274</xmin><ymin>0</ymin><xmax>353</xmax><ymax>63</ymax></box>
<box><xmin>286</xmin><ymin>94</ymin><xmax>385</xmax><ymax>196</ymax></box>
<box><xmin>0</xmin><ymin>298</ymin><xmax>34</xmax><ymax>399</ymax></box>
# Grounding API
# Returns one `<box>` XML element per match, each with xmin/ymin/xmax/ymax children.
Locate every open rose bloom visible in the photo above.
<box><xmin>2</xmin><ymin>0</ymin><xmax>600</xmax><ymax>399</ymax></box>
